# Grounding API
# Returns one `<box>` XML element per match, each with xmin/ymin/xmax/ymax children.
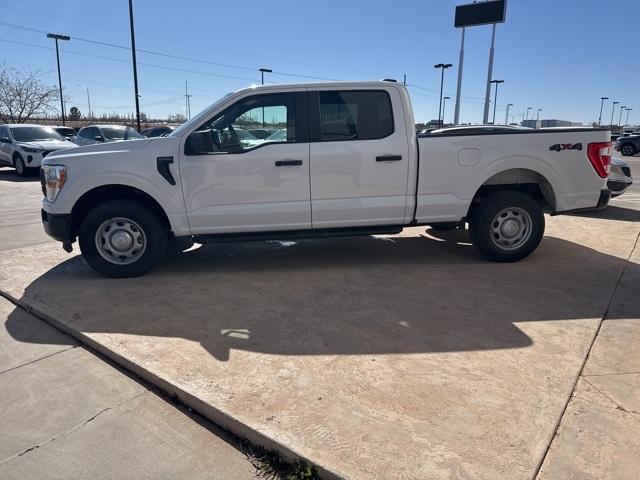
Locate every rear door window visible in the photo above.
<box><xmin>314</xmin><ymin>90</ymin><xmax>394</xmax><ymax>141</ymax></box>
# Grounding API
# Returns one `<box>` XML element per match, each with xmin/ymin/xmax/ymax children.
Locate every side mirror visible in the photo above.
<box><xmin>94</xmin><ymin>135</ymin><xmax>104</xmax><ymax>142</ymax></box>
<box><xmin>186</xmin><ymin>130</ymin><xmax>215</xmax><ymax>155</ymax></box>
<box><xmin>0</xmin><ymin>137</ymin><xmax>10</xmax><ymax>144</ymax></box>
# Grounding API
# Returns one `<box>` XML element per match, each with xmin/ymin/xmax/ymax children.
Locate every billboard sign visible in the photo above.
<box><xmin>454</xmin><ymin>0</ymin><xmax>507</xmax><ymax>28</ymax></box>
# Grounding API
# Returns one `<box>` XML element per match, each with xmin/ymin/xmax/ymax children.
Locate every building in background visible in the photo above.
<box><xmin>521</xmin><ymin>119</ymin><xmax>586</xmax><ymax>128</ymax></box>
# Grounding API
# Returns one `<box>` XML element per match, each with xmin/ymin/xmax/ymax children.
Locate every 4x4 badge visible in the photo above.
<box><xmin>549</xmin><ymin>143</ymin><xmax>582</xmax><ymax>152</ymax></box>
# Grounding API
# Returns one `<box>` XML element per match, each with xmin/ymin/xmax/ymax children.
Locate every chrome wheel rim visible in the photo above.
<box><xmin>490</xmin><ymin>207</ymin><xmax>532</xmax><ymax>251</ymax></box>
<box><xmin>95</xmin><ymin>217</ymin><xmax>146</xmax><ymax>265</ymax></box>
<box><xmin>15</xmin><ymin>158</ymin><xmax>24</xmax><ymax>174</ymax></box>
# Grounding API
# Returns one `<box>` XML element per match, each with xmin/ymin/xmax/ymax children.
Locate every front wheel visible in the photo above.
<box><xmin>469</xmin><ymin>191</ymin><xmax>544</xmax><ymax>262</ymax></box>
<box><xmin>79</xmin><ymin>200</ymin><xmax>167</xmax><ymax>278</ymax></box>
<box><xmin>13</xmin><ymin>154</ymin><xmax>28</xmax><ymax>177</ymax></box>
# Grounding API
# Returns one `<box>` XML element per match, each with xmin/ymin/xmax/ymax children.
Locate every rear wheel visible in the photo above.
<box><xmin>620</xmin><ymin>144</ymin><xmax>636</xmax><ymax>156</ymax></box>
<box><xmin>469</xmin><ymin>191</ymin><xmax>544</xmax><ymax>262</ymax></box>
<box><xmin>79</xmin><ymin>200</ymin><xmax>167</xmax><ymax>278</ymax></box>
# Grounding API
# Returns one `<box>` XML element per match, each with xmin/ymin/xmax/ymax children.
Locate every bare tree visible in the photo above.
<box><xmin>0</xmin><ymin>64</ymin><xmax>60</xmax><ymax>123</ymax></box>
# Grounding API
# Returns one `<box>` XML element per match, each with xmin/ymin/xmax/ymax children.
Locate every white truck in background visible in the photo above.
<box><xmin>40</xmin><ymin>81</ymin><xmax>612</xmax><ymax>277</ymax></box>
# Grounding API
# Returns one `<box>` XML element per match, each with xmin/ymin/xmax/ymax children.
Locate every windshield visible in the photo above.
<box><xmin>101</xmin><ymin>127</ymin><xmax>145</xmax><ymax>141</ymax></box>
<box><xmin>56</xmin><ymin>127</ymin><xmax>76</xmax><ymax>136</ymax></box>
<box><xmin>10</xmin><ymin>126</ymin><xmax>64</xmax><ymax>142</ymax></box>
<box><xmin>234</xmin><ymin>128</ymin><xmax>257</xmax><ymax>140</ymax></box>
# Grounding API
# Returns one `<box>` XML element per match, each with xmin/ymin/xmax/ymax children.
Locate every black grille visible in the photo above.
<box><xmin>621</xmin><ymin>166</ymin><xmax>631</xmax><ymax>177</ymax></box>
<box><xmin>39</xmin><ymin>168</ymin><xmax>46</xmax><ymax>196</ymax></box>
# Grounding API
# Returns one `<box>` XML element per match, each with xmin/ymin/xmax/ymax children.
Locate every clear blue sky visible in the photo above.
<box><xmin>0</xmin><ymin>0</ymin><xmax>637</xmax><ymax>125</ymax></box>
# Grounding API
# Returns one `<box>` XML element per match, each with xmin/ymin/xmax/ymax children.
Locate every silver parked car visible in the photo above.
<box><xmin>75</xmin><ymin>125</ymin><xmax>145</xmax><ymax>146</ymax></box>
<box><xmin>0</xmin><ymin>124</ymin><xmax>77</xmax><ymax>176</ymax></box>
<box><xmin>608</xmin><ymin>157</ymin><xmax>632</xmax><ymax>197</ymax></box>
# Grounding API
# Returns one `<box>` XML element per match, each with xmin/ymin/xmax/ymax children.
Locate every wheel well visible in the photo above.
<box><xmin>467</xmin><ymin>169</ymin><xmax>556</xmax><ymax>218</ymax></box>
<box><xmin>70</xmin><ymin>185</ymin><xmax>172</xmax><ymax>236</ymax></box>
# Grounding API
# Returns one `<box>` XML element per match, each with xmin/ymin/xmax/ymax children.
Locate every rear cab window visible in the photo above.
<box><xmin>310</xmin><ymin>90</ymin><xmax>394</xmax><ymax>142</ymax></box>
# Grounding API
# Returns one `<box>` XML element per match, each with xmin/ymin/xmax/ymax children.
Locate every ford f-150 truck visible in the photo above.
<box><xmin>40</xmin><ymin>81</ymin><xmax>612</xmax><ymax>277</ymax></box>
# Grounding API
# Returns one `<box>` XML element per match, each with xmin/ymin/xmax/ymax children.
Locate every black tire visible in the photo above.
<box><xmin>620</xmin><ymin>144</ymin><xmax>636</xmax><ymax>156</ymax></box>
<box><xmin>13</xmin><ymin>153</ymin><xmax>28</xmax><ymax>177</ymax></box>
<box><xmin>469</xmin><ymin>191</ymin><xmax>544</xmax><ymax>262</ymax></box>
<box><xmin>166</xmin><ymin>236</ymin><xmax>195</xmax><ymax>255</ymax></box>
<box><xmin>78</xmin><ymin>199</ymin><xmax>167</xmax><ymax>278</ymax></box>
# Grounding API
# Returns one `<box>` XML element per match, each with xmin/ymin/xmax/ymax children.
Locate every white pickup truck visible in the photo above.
<box><xmin>40</xmin><ymin>81</ymin><xmax>612</xmax><ymax>277</ymax></box>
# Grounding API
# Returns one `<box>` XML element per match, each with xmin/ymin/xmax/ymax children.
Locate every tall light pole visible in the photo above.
<box><xmin>505</xmin><ymin>103</ymin><xmax>513</xmax><ymax>125</ymax></box>
<box><xmin>259</xmin><ymin>68</ymin><xmax>272</xmax><ymax>85</ymax></box>
<box><xmin>536</xmin><ymin>108</ymin><xmax>542</xmax><ymax>125</ymax></box>
<box><xmin>128</xmin><ymin>0</ymin><xmax>141</xmax><ymax>132</ymax></box>
<box><xmin>598</xmin><ymin>97</ymin><xmax>609</xmax><ymax>126</ymax></box>
<box><xmin>434</xmin><ymin>63</ymin><xmax>452</xmax><ymax>128</ymax></box>
<box><xmin>625</xmin><ymin>108</ymin><xmax>632</xmax><ymax>126</ymax></box>
<box><xmin>453</xmin><ymin>27</ymin><xmax>466</xmax><ymax>125</ymax></box>
<box><xmin>482</xmin><ymin>23</ymin><xmax>498</xmax><ymax>124</ymax></box>
<box><xmin>618</xmin><ymin>106</ymin><xmax>626</xmax><ymax>127</ymax></box>
<box><xmin>490</xmin><ymin>79</ymin><xmax>504</xmax><ymax>124</ymax></box>
<box><xmin>46</xmin><ymin>33</ymin><xmax>70</xmax><ymax>125</ymax></box>
<box><xmin>442</xmin><ymin>96</ymin><xmax>451</xmax><ymax>125</ymax></box>
<box><xmin>76</xmin><ymin>84</ymin><xmax>92</xmax><ymax>120</ymax></box>
<box><xmin>185</xmin><ymin>81</ymin><xmax>192</xmax><ymax>119</ymax></box>
<box><xmin>525</xmin><ymin>107</ymin><xmax>532</xmax><ymax>121</ymax></box>
<box><xmin>258</xmin><ymin>68</ymin><xmax>272</xmax><ymax>128</ymax></box>
<box><xmin>610</xmin><ymin>101</ymin><xmax>619</xmax><ymax>127</ymax></box>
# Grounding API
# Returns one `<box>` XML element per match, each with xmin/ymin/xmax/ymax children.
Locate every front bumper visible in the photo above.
<box><xmin>41</xmin><ymin>209</ymin><xmax>73</xmax><ymax>242</ymax></box>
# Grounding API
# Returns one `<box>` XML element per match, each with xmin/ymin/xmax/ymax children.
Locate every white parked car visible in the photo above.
<box><xmin>41</xmin><ymin>81</ymin><xmax>613</xmax><ymax>277</ymax></box>
<box><xmin>0</xmin><ymin>124</ymin><xmax>77</xmax><ymax>176</ymax></box>
<box><xmin>608</xmin><ymin>157</ymin><xmax>632</xmax><ymax>197</ymax></box>
<box><xmin>74</xmin><ymin>124</ymin><xmax>145</xmax><ymax>146</ymax></box>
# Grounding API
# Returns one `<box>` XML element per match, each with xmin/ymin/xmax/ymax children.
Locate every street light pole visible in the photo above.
<box><xmin>525</xmin><ymin>107</ymin><xmax>532</xmax><ymax>121</ymax></box>
<box><xmin>490</xmin><ymin>79</ymin><xmax>504</xmax><ymax>124</ymax></box>
<box><xmin>610</xmin><ymin>101</ymin><xmax>619</xmax><ymax>127</ymax></box>
<box><xmin>128</xmin><ymin>0</ymin><xmax>141</xmax><ymax>132</ymax></box>
<box><xmin>598</xmin><ymin>97</ymin><xmax>609</xmax><ymax>126</ymax></box>
<box><xmin>258</xmin><ymin>68</ymin><xmax>272</xmax><ymax>127</ymax></box>
<box><xmin>505</xmin><ymin>103</ymin><xmax>513</xmax><ymax>125</ymax></box>
<box><xmin>625</xmin><ymin>108</ymin><xmax>632</xmax><ymax>126</ymax></box>
<box><xmin>536</xmin><ymin>108</ymin><xmax>542</xmax><ymax>126</ymax></box>
<box><xmin>46</xmin><ymin>33</ymin><xmax>70</xmax><ymax>126</ymax></box>
<box><xmin>442</xmin><ymin>96</ymin><xmax>451</xmax><ymax>126</ymax></box>
<box><xmin>482</xmin><ymin>23</ymin><xmax>497</xmax><ymax>124</ymax></box>
<box><xmin>434</xmin><ymin>63</ymin><xmax>452</xmax><ymax>128</ymax></box>
<box><xmin>618</xmin><ymin>106</ymin><xmax>626</xmax><ymax>127</ymax></box>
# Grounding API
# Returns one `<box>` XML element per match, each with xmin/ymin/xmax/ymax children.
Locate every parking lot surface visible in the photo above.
<box><xmin>0</xmin><ymin>161</ymin><xmax>638</xmax><ymax>479</ymax></box>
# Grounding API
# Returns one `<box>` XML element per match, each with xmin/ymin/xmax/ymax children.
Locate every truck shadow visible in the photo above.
<box><xmin>568</xmin><ymin>205</ymin><xmax>639</xmax><ymax>223</ymax></box>
<box><xmin>5</xmin><ymin>230</ymin><xmax>636</xmax><ymax>361</ymax></box>
<box><xmin>0</xmin><ymin>168</ymin><xmax>39</xmax><ymax>182</ymax></box>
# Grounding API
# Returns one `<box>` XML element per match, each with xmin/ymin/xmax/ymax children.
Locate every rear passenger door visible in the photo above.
<box><xmin>309</xmin><ymin>88</ymin><xmax>410</xmax><ymax>228</ymax></box>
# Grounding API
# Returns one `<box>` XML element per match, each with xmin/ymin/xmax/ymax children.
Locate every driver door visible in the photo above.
<box><xmin>179</xmin><ymin>91</ymin><xmax>311</xmax><ymax>234</ymax></box>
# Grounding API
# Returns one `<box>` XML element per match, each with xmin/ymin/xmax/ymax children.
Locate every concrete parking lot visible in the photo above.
<box><xmin>0</xmin><ymin>158</ymin><xmax>638</xmax><ymax>479</ymax></box>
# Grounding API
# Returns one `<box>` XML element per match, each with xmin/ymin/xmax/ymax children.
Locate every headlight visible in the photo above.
<box><xmin>42</xmin><ymin>165</ymin><xmax>67</xmax><ymax>202</ymax></box>
<box><xmin>20</xmin><ymin>145</ymin><xmax>44</xmax><ymax>153</ymax></box>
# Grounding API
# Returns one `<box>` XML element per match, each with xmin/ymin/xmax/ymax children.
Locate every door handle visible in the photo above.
<box><xmin>376</xmin><ymin>155</ymin><xmax>402</xmax><ymax>162</ymax></box>
<box><xmin>275</xmin><ymin>159</ymin><xmax>303</xmax><ymax>166</ymax></box>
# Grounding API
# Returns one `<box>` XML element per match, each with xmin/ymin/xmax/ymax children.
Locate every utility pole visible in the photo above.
<box><xmin>185</xmin><ymin>81</ymin><xmax>192</xmax><ymax>119</ymax></box>
<box><xmin>403</xmin><ymin>74</ymin><xmax>406</xmax><ymax>86</ymax></box>
<box><xmin>505</xmin><ymin>103</ymin><xmax>513</xmax><ymax>125</ymax></box>
<box><xmin>128</xmin><ymin>0</ymin><xmax>141</xmax><ymax>132</ymax></box>
<box><xmin>453</xmin><ymin>27</ymin><xmax>465</xmax><ymax>125</ymax></box>
<box><xmin>490</xmin><ymin>79</ymin><xmax>504</xmax><ymax>124</ymax></box>
<box><xmin>598</xmin><ymin>97</ymin><xmax>609</xmax><ymax>126</ymax></box>
<box><xmin>86</xmin><ymin>88</ymin><xmax>92</xmax><ymax>120</ymax></box>
<box><xmin>618</xmin><ymin>106</ymin><xmax>626</xmax><ymax>127</ymax></box>
<box><xmin>434</xmin><ymin>63</ymin><xmax>452</xmax><ymax>128</ymax></box>
<box><xmin>482</xmin><ymin>23</ymin><xmax>497</xmax><ymax>124</ymax></box>
<box><xmin>258</xmin><ymin>68</ymin><xmax>272</xmax><ymax>128</ymax></box>
<box><xmin>442</xmin><ymin>96</ymin><xmax>451</xmax><ymax>126</ymax></box>
<box><xmin>46</xmin><ymin>33</ymin><xmax>70</xmax><ymax>125</ymax></box>
<box><xmin>610</xmin><ymin>101</ymin><xmax>619</xmax><ymax>127</ymax></box>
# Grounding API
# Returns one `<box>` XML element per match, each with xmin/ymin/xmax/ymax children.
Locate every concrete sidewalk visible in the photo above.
<box><xmin>0</xmin><ymin>296</ymin><xmax>256</xmax><ymax>480</ymax></box>
<box><xmin>1</xmin><ymin>208</ymin><xmax>638</xmax><ymax>479</ymax></box>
